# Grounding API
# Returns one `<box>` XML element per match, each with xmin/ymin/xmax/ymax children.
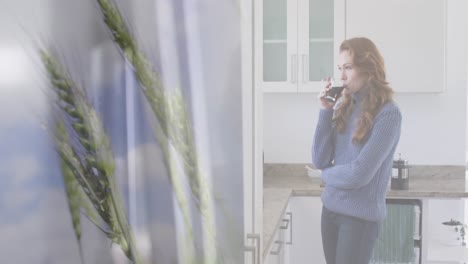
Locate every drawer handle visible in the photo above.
<box><xmin>270</xmin><ymin>240</ymin><xmax>283</xmax><ymax>255</ymax></box>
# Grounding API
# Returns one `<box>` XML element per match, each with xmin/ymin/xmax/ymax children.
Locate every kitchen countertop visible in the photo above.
<box><xmin>262</xmin><ymin>163</ymin><xmax>468</xmax><ymax>259</ymax></box>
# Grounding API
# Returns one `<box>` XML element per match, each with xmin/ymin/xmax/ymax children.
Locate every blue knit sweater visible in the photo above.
<box><xmin>312</xmin><ymin>90</ymin><xmax>402</xmax><ymax>222</ymax></box>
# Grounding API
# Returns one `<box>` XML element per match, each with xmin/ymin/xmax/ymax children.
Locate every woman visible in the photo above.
<box><xmin>312</xmin><ymin>37</ymin><xmax>402</xmax><ymax>264</ymax></box>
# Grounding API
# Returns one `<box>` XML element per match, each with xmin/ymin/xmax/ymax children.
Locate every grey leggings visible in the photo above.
<box><xmin>321</xmin><ymin>206</ymin><xmax>380</xmax><ymax>264</ymax></box>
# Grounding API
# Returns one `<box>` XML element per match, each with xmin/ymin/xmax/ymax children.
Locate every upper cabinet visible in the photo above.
<box><xmin>255</xmin><ymin>0</ymin><xmax>345</xmax><ymax>93</ymax></box>
<box><xmin>345</xmin><ymin>0</ymin><xmax>446</xmax><ymax>93</ymax></box>
<box><xmin>256</xmin><ymin>0</ymin><xmax>447</xmax><ymax>94</ymax></box>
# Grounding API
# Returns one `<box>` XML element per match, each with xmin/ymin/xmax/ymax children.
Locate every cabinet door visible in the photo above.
<box><xmin>289</xmin><ymin>197</ymin><xmax>326</xmax><ymax>264</ymax></box>
<box><xmin>256</xmin><ymin>0</ymin><xmax>344</xmax><ymax>93</ymax></box>
<box><xmin>298</xmin><ymin>0</ymin><xmax>345</xmax><ymax>92</ymax></box>
<box><xmin>346</xmin><ymin>0</ymin><xmax>446</xmax><ymax>93</ymax></box>
<box><xmin>256</xmin><ymin>0</ymin><xmax>298</xmax><ymax>92</ymax></box>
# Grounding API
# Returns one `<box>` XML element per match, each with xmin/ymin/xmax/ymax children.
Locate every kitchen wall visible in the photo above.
<box><xmin>263</xmin><ymin>0</ymin><xmax>468</xmax><ymax>165</ymax></box>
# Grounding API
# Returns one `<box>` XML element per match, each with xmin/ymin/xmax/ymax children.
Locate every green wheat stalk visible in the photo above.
<box><xmin>40</xmin><ymin>49</ymin><xmax>143</xmax><ymax>264</ymax></box>
<box><xmin>95</xmin><ymin>1</ymin><xmax>220</xmax><ymax>263</ymax></box>
<box><xmin>58</xmin><ymin>149</ymin><xmax>88</xmax><ymax>263</ymax></box>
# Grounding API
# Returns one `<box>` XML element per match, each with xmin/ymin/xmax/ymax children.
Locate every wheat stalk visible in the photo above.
<box><xmin>58</xmin><ymin>145</ymin><xmax>85</xmax><ymax>262</ymax></box>
<box><xmin>40</xmin><ymin>49</ymin><xmax>143</xmax><ymax>264</ymax></box>
<box><xmin>95</xmin><ymin>0</ymin><xmax>202</xmax><ymax>202</ymax></box>
<box><xmin>94</xmin><ymin>1</ymin><xmax>220</xmax><ymax>263</ymax></box>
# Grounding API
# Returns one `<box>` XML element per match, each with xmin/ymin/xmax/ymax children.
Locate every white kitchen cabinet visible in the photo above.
<box><xmin>264</xmin><ymin>203</ymin><xmax>293</xmax><ymax>264</ymax></box>
<box><xmin>242</xmin><ymin>0</ymin><xmax>264</xmax><ymax>263</ymax></box>
<box><xmin>255</xmin><ymin>0</ymin><xmax>345</xmax><ymax>93</ymax></box>
<box><xmin>346</xmin><ymin>0</ymin><xmax>447</xmax><ymax>93</ymax></box>
<box><xmin>289</xmin><ymin>196</ymin><xmax>326</xmax><ymax>264</ymax></box>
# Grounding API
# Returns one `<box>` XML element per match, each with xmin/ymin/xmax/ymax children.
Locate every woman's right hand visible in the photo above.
<box><xmin>318</xmin><ymin>77</ymin><xmax>335</xmax><ymax>109</ymax></box>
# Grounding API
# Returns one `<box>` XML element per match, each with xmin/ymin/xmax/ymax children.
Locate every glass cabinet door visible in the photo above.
<box><xmin>308</xmin><ymin>0</ymin><xmax>334</xmax><ymax>82</ymax></box>
<box><xmin>256</xmin><ymin>0</ymin><xmax>344</xmax><ymax>93</ymax></box>
<box><xmin>263</xmin><ymin>0</ymin><xmax>287</xmax><ymax>82</ymax></box>
<box><xmin>256</xmin><ymin>0</ymin><xmax>298</xmax><ymax>92</ymax></box>
<box><xmin>298</xmin><ymin>0</ymin><xmax>345</xmax><ymax>92</ymax></box>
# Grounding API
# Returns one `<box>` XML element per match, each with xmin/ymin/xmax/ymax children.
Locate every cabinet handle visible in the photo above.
<box><xmin>280</xmin><ymin>218</ymin><xmax>290</xmax><ymax>230</ymax></box>
<box><xmin>291</xmin><ymin>54</ymin><xmax>297</xmax><ymax>84</ymax></box>
<box><xmin>302</xmin><ymin>54</ymin><xmax>308</xmax><ymax>83</ymax></box>
<box><xmin>270</xmin><ymin>240</ymin><xmax>283</xmax><ymax>255</ymax></box>
<box><xmin>286</xmin><ymin>212</ymin><xmax>293</xmax><ymax>245</ymax></box>
<box><xmin>246</xmin><ymin>233</ymin><xmax>260</xmax><ymax>264</ymax></box>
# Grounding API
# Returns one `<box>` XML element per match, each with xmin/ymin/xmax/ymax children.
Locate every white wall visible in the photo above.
<box><xmin>263</xmin><ymin>0</ymin><xmax>468</xmax><ymax>165</ymax></box>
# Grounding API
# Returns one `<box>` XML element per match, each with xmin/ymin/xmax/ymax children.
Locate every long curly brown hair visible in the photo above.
<box><xmin>333</xmin><ymin>37</ymin><xmax>394</xmax><ymax>144</ymax></box>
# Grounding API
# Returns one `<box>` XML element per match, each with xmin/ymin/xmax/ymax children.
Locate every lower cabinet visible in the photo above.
<box><xmin>289</xmin><ymin>196</ymin><xmax>326</xmax><ymax>264</ymax></box>
<box><xmin>264</xmin><ymin>196</ymin><xmax>467</xmax><ymax>263</ymax></box>
<box><xmin>264</xmin><ymin>203</ymin><xmax>292</xmax><ymax>264</ymax></box>
<box><xmin>264</xmin><ymin>197</ymin><xmax>325</xmax><ymax>264</ymax></box>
